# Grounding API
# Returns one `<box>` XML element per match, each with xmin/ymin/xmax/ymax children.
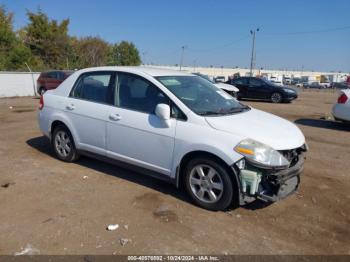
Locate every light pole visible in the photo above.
<box><xmin>142</xmin><ymin>51</ymin><xmax>147</xmax><ymax>65</ymax></box>
<box><xmin>180</xmin><ymin>45</ymin><xmax>186</xmax><ymax>71</ymax></box>
<box><xmin>249</xmin><ymin>28</ymin><xmax>259</xmax><ymax>77</ymax></box>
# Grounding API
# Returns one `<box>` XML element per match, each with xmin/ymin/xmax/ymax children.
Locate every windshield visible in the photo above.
<box><xmin>262</xmin><ymin>78</ymin><xmax>281</xmax><ymax>86</ymax></box>
<box><xmin>194</xmin><ymin>73</ymin><xmax>214</xmax><ymax>83</ymax></box>
<box><xmin>156</xmin><ymin>76</ymin><xmax>249</xmax><ymax>116</ymax></box>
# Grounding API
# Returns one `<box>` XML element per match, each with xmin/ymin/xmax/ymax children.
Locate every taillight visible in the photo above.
<box><xmin>338</xmin><ymin>93</ymin><xmax>348</xmax><ymax>104</ymax></box>
<box><xmin>39</xmin><ymin>95</ymin><xmax>44</xmax><ymax>110</ymax></box>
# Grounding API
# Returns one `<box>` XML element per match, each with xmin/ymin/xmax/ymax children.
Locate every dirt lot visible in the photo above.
<box><xmin>0</xmin><ymin>90</ymin><xmax>349</xmax><ymax>255</ymax></box>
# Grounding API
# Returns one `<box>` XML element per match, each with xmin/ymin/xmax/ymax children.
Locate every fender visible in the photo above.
<box><xmin>171</xmin><ymin>142</ymin><xmax>243</xmax><ymax>179</ymax></box>
<box><xmin>48</xmin><ymin>110</ymin><xmax>81</xmax><ymax>149</ymax></box>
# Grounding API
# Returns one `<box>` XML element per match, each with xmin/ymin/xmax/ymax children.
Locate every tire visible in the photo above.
<box><xmin>184</xmin><ymin>157</ymin><xmax>235</xmax><ymax>211</ymax></box>
<box><xmin>39</xmin><ymin>87</ymin><xmax>47</xmax><ymax>96</ymax></box>
<box><xmin>52</xmin><ymin>125</ymin><xmax>79</xmax><ymax>162</ymax></box>
<box><xmin>271</xmin><ymin>92</ymin><xmax>283</xmax><ymax>103</ymax></box>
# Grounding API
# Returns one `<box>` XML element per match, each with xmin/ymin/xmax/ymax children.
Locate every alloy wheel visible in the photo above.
<box><xmin>271</xmin><ymin>92</ymin><xmax>282</xmax><ymax>103</ymax></box>
<box><xmin>54</xmin><ymin>130</ymin><xmax>72</xmax><ymax>158</ymax></box>
<box><xmin>189</xmin><ymin>164</ymin><xmax>224</xmax><ymax>203</ymax></box>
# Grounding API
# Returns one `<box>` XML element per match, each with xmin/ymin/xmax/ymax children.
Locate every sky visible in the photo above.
<box><xmin>2</xmin><ymin>0</ymin><xmax>350</xmax><ymax>72</ymax></box>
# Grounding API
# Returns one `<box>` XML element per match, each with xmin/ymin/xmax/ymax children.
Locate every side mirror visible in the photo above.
<box><xmin>155</xmin><ymin>103</ymin><xmax>171</xmax><ymax>121</ymax></box>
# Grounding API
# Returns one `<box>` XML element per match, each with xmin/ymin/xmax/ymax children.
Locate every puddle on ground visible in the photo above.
<box><xmin>153</xmin><ymin>204</ymin><xmax>178</xmax><ymax>223</ymax></box>
<box><xmin>9</xmin><ymin>106</ymin><xmax>36</xmax><ymax>113</ymax></box>
<box><xmin>12</xmin><ymin>108</ymin><xmax>35</xmax><ymax>113</ymax></box>
<box><xmin>133</xmin><ymin>192</ymin><xmax>162</xmax><ymax>209</ymax></box>
<box><xmin>133</xmin><ymin>193</ymin><xmax>178</xmax><ymax>223</ymax></box>
<box><xmin>1</xmin><ymin>182</ymin><xmax>15</xmax><ymax>188</ymax></box>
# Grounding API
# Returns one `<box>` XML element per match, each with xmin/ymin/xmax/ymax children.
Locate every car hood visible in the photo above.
<box><xmin>205</xmin><ymin>108</ymin><xmax>305</xmax><ymax>150</ymax></box>
<box><xmin>215</xmin><ymin>83</ymin><xmax>239</xmax><ymax>92</ymax></box>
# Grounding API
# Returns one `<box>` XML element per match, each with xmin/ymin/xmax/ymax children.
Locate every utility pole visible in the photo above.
<box><xmin>249</xmin><ymin>28</ymin><xmax>259</xmax><ymax>77</ymax></box>
<box><xmin>180</xmin><ymin>46</ymin><xmax>186</xmax><ymax>71</ymax></box>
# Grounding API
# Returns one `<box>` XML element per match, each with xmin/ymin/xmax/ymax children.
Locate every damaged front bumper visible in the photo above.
<box><xmin>234</xmin><ymin>149</ymin><xmax>305</xmax><ymax>205</ymax></box>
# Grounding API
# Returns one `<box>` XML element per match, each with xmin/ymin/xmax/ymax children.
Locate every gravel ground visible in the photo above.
<box><xmin>0</xmin><ymin>90</ymin><xmax>349</xmax><ymax>255</ymax></box>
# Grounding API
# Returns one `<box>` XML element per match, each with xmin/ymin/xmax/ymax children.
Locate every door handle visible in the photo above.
<box><xmin>66</xmin><ymin>104</ymin><xmax>75</xmax><ymax>110</ymax></box>
<box><xmin>109</xmin><ymin>113</ymin><xmax>121</xmax><ymax>121</ymax></box>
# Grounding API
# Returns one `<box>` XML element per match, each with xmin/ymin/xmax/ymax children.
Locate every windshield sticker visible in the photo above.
<box><xmin>159</xmin><ymin>79</ymin><xmax>181</xmax><ymax>86</ymax></box>
<box><xmin>216</xmin><ymin>90</ymin><xmax>233</xmax><ymax>100</ymax></box>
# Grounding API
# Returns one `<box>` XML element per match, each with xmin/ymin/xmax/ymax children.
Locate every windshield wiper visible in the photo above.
<box><xmin>197</xmin><ymin>111</ymin><xmax>224</xmax><ymax>116</ymax></box>
<box><xmin>198</xmin><ymin>105</ymin><xmax>250</xmax><ymax>116</ymax></box>
<box><xmin>226</xmin><ymin>105</ymin><xmax>250</xmax><ymax>114</ymax></box>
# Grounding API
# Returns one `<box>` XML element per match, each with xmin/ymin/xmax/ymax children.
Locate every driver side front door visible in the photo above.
<box><xmin>248</xmin><ymin>78</ymin><xmax>270</xmax><ymax>99</ymax></box>
<box><xmin>106</xmin><ymin>72</ymin><xmax>177</xmax><ymax>176</ymax></box>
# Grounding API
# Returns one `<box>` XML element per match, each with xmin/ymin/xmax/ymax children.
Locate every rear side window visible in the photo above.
<box><xmin>249</xmin><ymin>78</ymin><xmax>263</xmax><ymax>87</ymax></box>
<box><xmin>70</xmin><ymin>72</ymin><xmax>113</xmax><ymax>104</ymax></box>
<box><xmin>46</xmin><ymin>72</ymin><xmax>58</xmax><ymax>79</ymax></box>
<box><xmin>232</xmin><ymin>78</ymin><xmax>248</xmax><ymax>85</ymax></box>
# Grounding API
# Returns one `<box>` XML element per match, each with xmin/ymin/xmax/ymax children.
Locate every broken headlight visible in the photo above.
<box><xmin>234</xmin><ymin>139</ymin><xmax>290</xmax><ymax>169</ymax></box>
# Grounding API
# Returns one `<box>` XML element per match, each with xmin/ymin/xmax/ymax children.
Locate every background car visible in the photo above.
<box><xmin>214</xmin><ymin>76</ymin><xmax>226</xmax><ymax>83</ymax></box>
<box><xmin>193</xmin><ymin>73</ymin><xmax>239</xmax><ymax>97</ymax></box>
<box><xmin>226</xmin><ymin>76</ymin><xmax>298</xmax><ymax>103</ymax></box>
<box><xmin>303</xmin><ymin>82</ymin><xmax>327</xmax><ymax>89</ymax></box>
<box><xmin>37</xmin><ymin>70</ymin><xmax>73</xmax><ymax>95</ymax></box>
<box><xmin>332</xmin><ymin>90</ymin><xmax>350</xmax><ymax>123</ymax></box>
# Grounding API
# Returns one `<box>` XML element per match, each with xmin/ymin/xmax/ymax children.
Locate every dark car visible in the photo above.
<box><xmin>226</xmin><ymin>77</ymin><xmax>298</xmax><ymax>103</ymax></box>
<box><xmin>303</xmin><ymin>82</ymin><xmax>327</xmax><ymax>89</ymax></box>
<box><xmin>37</xmin><ymin>70</ymin><xmax>73</xmax><ymax>95</ymax></box>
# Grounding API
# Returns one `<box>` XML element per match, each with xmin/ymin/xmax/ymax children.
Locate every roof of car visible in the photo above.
<box><xmin>77</xmin><ymin>66</ymin><xmax>192</xmax><ymax>77</ymax></box>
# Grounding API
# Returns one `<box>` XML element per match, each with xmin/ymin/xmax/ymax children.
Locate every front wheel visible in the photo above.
<box><xmin>271</xmin><ymin>92</ymin><xmax>283</xmax><ymax>103</ymax></box>
<box><xmin>184</xmin><ymin>158</ymin><xmax>234</xmax><ymax>211</ymax></box>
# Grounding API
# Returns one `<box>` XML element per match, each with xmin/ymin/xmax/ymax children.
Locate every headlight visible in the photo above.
<box><xmin>284</xmin><ymin>88</ymin><xmax>295</xmax><ymax>93</ymax></box>
<box><xmin>234</xmin><ymin>139</ymin><xmax>290</xmax><ymax>168</ymax></box>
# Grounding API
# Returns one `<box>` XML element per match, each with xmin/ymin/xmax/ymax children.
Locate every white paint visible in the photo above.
<box><xmin>0</xmin><ymin>72</ymin><xmax>40</xmax><ymax>97</ymax></box>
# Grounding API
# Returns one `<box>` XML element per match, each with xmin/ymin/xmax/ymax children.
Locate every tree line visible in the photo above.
<box><xmin>0</xmin><ymin>6</ymin><xmax>141</xmax><ymax>72</ymax></box>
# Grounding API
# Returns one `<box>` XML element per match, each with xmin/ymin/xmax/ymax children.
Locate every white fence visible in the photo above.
<box><xmin>0</xmin><ymin>72</ymin><xmax>40</xmax><ymax>97</ymax></box>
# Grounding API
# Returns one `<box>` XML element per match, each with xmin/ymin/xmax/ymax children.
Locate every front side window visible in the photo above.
<box><xmin>115</xmin><ymin>73</ymin><xmax>169</xmax><ymax>114</ymax></box>
<box><xmin>157</xmin><ymin>76</ymin><xmax>249</xmax><ymax>116</ymax></box>
<box><xmin>70</xmin><ymin>72</ymin><xmax>112</xmax><ymax>104</ymax></box>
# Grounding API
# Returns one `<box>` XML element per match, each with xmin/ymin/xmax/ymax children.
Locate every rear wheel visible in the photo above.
<box><xmin>271</xmin><ymin>92</ymin><xmax>283</xmax><ymax>103</ymax></box>
<box><xmin>184</xmin><ymin>157</ymin><xmax>234</xmax><ymax>211</ymax></box>
<box><xmin>52</xmin><ymin>125</ymin><xmax>79</xmax><ymax>162</ymax></box>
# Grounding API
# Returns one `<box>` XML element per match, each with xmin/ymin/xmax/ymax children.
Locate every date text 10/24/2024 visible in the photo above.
<box><xmin>127</xmin><ymin>256</ymin><xmax>220</xmax><ymax>261</ymax></box>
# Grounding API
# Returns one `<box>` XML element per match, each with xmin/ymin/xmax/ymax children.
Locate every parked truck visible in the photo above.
<box><xmin>303</xmin><ymin>75</ymin><xmax>331</xmax><ymax>88</ymax></box>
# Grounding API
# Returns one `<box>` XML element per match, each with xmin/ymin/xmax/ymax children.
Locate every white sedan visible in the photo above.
<box><xmin>193</xmin><ymin>73</ymin><xmax>239</xmax><ymax>96</ymax></box>
<box><xmin>38</xmin><ymin>66</ymin><xmax>307</xmax><ymax>210</ymax></box>
<box><xmin>215</xmin><ymin>82</ymin><xmax>239</xmax><ymax>96</ymax></box>
<box><xmin>332</xmin><ymin>90</ymin><xmax>350</xmax><ymax>122</ymax></box>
